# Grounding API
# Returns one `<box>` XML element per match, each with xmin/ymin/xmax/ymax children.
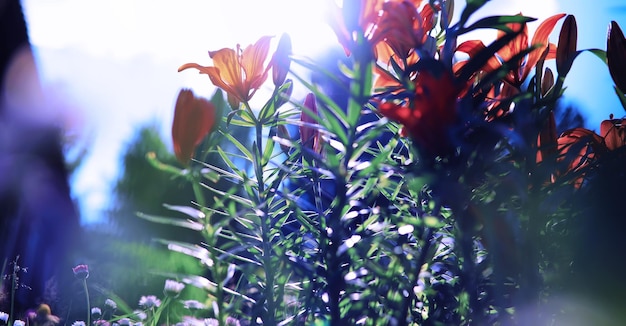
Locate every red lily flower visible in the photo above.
<box><xmin>172</xmin><ymin>89</ymin><xmax>217</xmax><ymax>165</ymax></box>
<box><xmin>601</xmin><ymin>117</ymin><xmax>626</xmax><ymax>150</ymax></box>
<box><xmin>379</xmin><ymin>64</ymin><xmax>462</xmax><ymax>157</ymax></box>
<box><xmin>556</xmin><ymin>128</ymin><xmax>605</xmax><ymax>188</ymax></box>
<box><xmin>538</xmin><ymin>114</ymin><xmax>626</xmax><ymax>188</ymax></box>
<box><xmin>327</xmin><ymin>0</ymin><xmax>385</xmax><ymax>56</ymax></box>
<box><xmin>455</xmin><ymin>13</ymin><xmax>565</xmax><ymax>87</ymax></box>
<box><xmin>371</xmin><ymin>1</ymin><xmax>435</xmax><ymax>60</ymax></box>
<box><xmin>178</xmin><ymin>36</ymin><xmax>272</xmax><ymax>109</ymax></box>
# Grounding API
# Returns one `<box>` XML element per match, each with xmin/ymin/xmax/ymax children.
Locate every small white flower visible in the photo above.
<box><xmin>203</xmin><ymin>319</ymin><xmax>219</xmax><ymax>326</ymax></box>
<box><xmin>71</xmin><ymin>321</ymin><xmax>86</xmax><ymax>326</ymax></box>
<box><xmin>180</xmin><ymin>316</ymin><xmax>204</xmax><ymax>326</ymax></box>
<box><xmin>104</xmin><ymin>299</ymin><xmax>117</xmax><ymax>310</ymax></box>
<box><xmin>163</xmin><ymin>280</ymin><xmax>185</xmax><ymax>298</ymax></box>
<box><xmin>91</xmin><ymin>307</ymin><xmax>102</xmax><ymax>318</ymax></box>
<box><xmin>225</xmin><ymin>317</ymin><xmax>240</xmax><ymax>326</ymax></box>
<box><xmin>13</xmin><ymin>321</ymin><xmax>25</xmax><ymax>326</ymax></box>
<box><xmin>0</xmin><ymin>312</ymin><xmax>8</xmax><ymax>323</ymax></box>
<box><xmin>138</xmin><ymin>295</ymin><xmax>161</xmax><ymax>309</ymax></box>
<box><xmin>133</xmin><ymin>310</ymin><xmax>147</xmax><ymax>321</ymax></box>
<box><xmin>182</xmin><ymin>300</ymin><xmax>206</xmax><ymax>311</ymax></box>
<box><xmin>118</xmin><ymin>318</ymin><xmax>132</xmax><ymax>326</ymax></box>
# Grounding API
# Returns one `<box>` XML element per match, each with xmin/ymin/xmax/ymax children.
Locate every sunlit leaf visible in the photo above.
<box><xmin>163</xmin><ymin>204</ymin><xmax>205</xmax><ymax>219</ymax></box>
<box><xmin>136</xmin><ymin>212</ymin><xmax>203</xmax><ymax>231</ymax></box>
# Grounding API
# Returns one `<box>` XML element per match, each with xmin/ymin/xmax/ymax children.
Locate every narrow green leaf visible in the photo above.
<box><xmin>227</xmin><ymin>110</ymin><xmax>256</xmax><ymax>127</ymax></box>
<box><xmin>136</xmin><ymin>212</ymin><xmax>203</xmax><ymax>230</ymax></box>
<box><xmin>460</xmin><ymin>15</ymin><xmax>536</xmax><ymax>35</ymax></box>
<box><xmin>458</xmin><ymin>0</ymin><xmax>491</xmax><ymax>28</ymax></box>
<box><xmin>584</xmin><ymin>48</ymin><xmax>607</xmax><ymax>64</ymax></box>
<box><xmin>347</xmin><ymin>60</ymin><xmax>373</xmax><ymax>128</ymax></box>
<box><xmin>163</xmin><ymin>204</ymin><xmax>205</xmax><ymax>219</ymax></box>
<box><xmin>220</xmin><ymin>130</ymin><xmax>254</xmax><ymax>161</ymax></box>
<box><xmin>262</xmin><ymin>131</ymin><xmax>276</xmax><ymax>167</ymax></box>
<box><xmin>201</xmin><ymin>182</ymin><xmax>254</xmax><ymax>208</ymax></box>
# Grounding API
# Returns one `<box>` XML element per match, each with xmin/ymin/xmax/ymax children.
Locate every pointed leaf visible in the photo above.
<box><xmin>458</xmin><ymin>0</ymin><xmax>492</xmax><ymax>28</ymax></box>
<box><xmin>461</xmin><ymin>15</ymin><xmax>536</xmax><ymax>35</ymax></box>
<box><xmin>163</xmin><ymin>204</ymin><xmax>205</xmax><ymax>219</ymax></box>
<box><xmin>219</xmin><ymin>130</ymin><xmax>254</xmax><ymax>161</ymax></box>
<box><xmin>136</xmin><ymin>212</ymin><xmax>203</xmax><ymax>231</ymax></box>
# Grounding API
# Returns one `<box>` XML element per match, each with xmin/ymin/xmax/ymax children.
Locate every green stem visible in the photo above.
<box><xmin>253</xmin><ymin>112</ymin><xmax>278</xmax><ymax>326</ymax></box>
<box><xmin>326</xmin><ymin>35</ymin><xmax>371</xmax><ymax>326</ymax></box>
<box><xmin>83</xmin><ymin>279</ymin><xmax>91</xmax><ymax>326</ymax></box>
<box><xmin>190</xmin><ymin>173</ymin><xmax>226</xmax><ymax>326</ymax></box>
<box><xmin>10</xmin><ymin>260</ymin><xmax>16</xmax><ymax>326</ymax></box>
<box><xmin>397</xmin><ymin>203</ymin><xmax>440</xmax><ymax>326</ymax></box>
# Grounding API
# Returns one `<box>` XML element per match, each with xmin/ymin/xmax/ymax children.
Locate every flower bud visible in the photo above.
<box><xmin>556</xmin><ymin>15</ymin><xmax>577</xmax><ymax>76</ymax></box>
<box><xmin>299</xmin><ymin>93</ymin><xmax>321</xmax><ymax>154</ymax></box>
<box><xmin>72</xmin><ymin>264</ymin><xmax>89</xmax><ymax>279</ymax></box>
<box><xmin>271</xmin><ymin>33</ymin><xmax>292</xmax><ymax>87</ymax></box>
<box><xmin>172</xmin><ymin>89</ymin><xmax>217</xmax><ymax>165</ymax></box>
<box><xmin>541</xmin><ymin>68</ymin><xmax>554</xmax><ymax>96</ymax></box>
<box><xmin>608</xmin><ymin>21</ymin><xmax>626</xmax><ymax>94</ymax></box>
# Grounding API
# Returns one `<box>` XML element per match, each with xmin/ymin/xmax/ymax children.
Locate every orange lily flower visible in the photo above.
<box><xmin>379</xmin><ymin>63</ymin><xmax>462</xmax><ymax>157</ymax></box>
<box><xmin>455</xmin><ymin>13</ymin><xmax>565</xmax><ymax>87</ymax></box>
<box><xmin>172</xmin><ymin>89</ymin><xmax>217</xmax><ymax>165</ymax></box>
<box><xmin>178</xmin><ymin>36</ymin><xmax>272</xmax><ymax>109</ymax></box>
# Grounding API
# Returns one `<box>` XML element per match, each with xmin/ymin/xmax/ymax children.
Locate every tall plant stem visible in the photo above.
<box><xmin>253</xmin><ymin>114</ymin><xmax>278</xmax><ymax>326</ymax></box>
<box><xmin>82</xmin><ymin>278</ymin><xmax>91</xmax><ymax>326</ymax></box>
<box><xmin>191</xmin><ymin>175</ymin><xmax>227</xmax><ymax>326</ymax></box>
<box><xmin>325</xmin><ymin>37</ymin><xmax>372</xmax><ymax>325</ymax></box>
<box><xmin>397</xmin><ymin>203</ymin><xmax>441</xmax><ymax>326</ymax></box>
<box><xmin>9</xmin><ymin>257</ymin><xmax>17</xmax><ymax>326</ymax></box>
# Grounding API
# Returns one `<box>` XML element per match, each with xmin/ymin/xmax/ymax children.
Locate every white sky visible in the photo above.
<box><xmin>20</xmin><ymin>0</ymin><xmax>624</xmax><ymax>224</ymax></box>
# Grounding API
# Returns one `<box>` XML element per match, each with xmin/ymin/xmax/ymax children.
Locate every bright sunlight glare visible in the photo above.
<box><xmin>22</xmin><ymin>0</ymin><xmax>338</xmax><ymax>224</ymax></box>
